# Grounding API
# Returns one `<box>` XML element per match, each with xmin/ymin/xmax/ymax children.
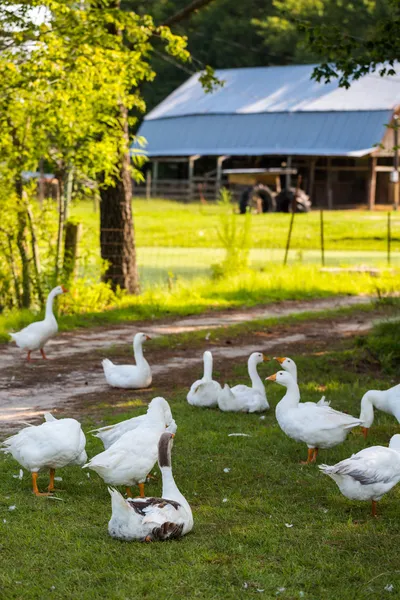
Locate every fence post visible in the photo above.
<box><xmin>320</xmin><ymin>209</ymin><xmax>325</xmax><ymax>267</ymax></box>
<box><xmin>387</xmin><ymin>211</ymin><xmax>391</xmax><ymax>266</ymax></box>
<box><xmin>146</xmin><ymin>170</ymin><xmax>152</xmax><ymax>200</ymax></box>
<box><xmin>283</xmin><ymin>212</ymin><xmax>295</xmax><ymax>266</ymax></box>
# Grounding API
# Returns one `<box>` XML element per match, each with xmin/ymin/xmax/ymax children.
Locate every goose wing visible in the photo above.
<box><xmin>320</xmin><ymin>446</ymin><xmax>400</xmax><ymax>485</ymax></box>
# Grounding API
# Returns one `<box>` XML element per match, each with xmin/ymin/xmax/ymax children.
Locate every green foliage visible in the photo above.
<box><xmin>299</xmin><ymin>0</ymin><xmax>397</xmax><ymax>87</ymax></box>
<box><xmin>359</xmin><ymin>319</ymin><xmax>400</xmax><ymax>374</ymax></box>
<box><xmin>211</xmin><ymin>189</ymin><xmax>251</xmax><ymax>279</ymax></box>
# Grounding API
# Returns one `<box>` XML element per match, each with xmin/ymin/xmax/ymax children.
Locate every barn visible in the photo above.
<box><xmin>135</xmin><ymin>64</ymin><xmax>400</xmax><ymax>209</ymax></box>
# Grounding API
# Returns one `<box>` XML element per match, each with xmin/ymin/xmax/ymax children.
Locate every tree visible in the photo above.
<box><xmin>299</xmin><ymin>0</ymin><xmax>398</xmax><ymax>87</ymax></box>
<box><xmin>0</xmin><ymin>1</ymin><xmax>192</xmax><ymax>301</ymax></box>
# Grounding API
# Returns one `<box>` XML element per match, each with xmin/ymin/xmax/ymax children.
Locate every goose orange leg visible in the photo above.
<box><xmin>138</xmin><ymin>483</ymin><xmax>145</xmax><ymax>498</ymax></box>
<box><xmin>40</xmin><ymin>349</ymin><xmax>48</xmax><ymax>360</ymax></box>
<box><xmin>372</xmin><ymin>500</ymin><xmax>378</xmax><ymax>518</ymax></box>
<box><xmin>301</xmin><ymin>448</ymin><xmax>315</xmax><ymax>464</ymax></box>
<box><xmin>27</xmin><ymin>351</ymin><xmax>32</xmax><ymax>362</ymax></box>
<box><xmin>311</xmin><ymin>448</ymin><xmax>319</xmax><ymax>463</ymax></box>
<box><xmin>32</xmin><ymin>472</ymin><xmax>51</xmax><ymax>496</ymax></box>
<box><xmin>126</xmin><ymin>487</ymin><xmax>133</xmax><ymax>498</ymax></box>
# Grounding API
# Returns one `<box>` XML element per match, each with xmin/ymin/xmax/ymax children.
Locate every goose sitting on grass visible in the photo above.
<box><xmin>217</xmin><ymin>352</ymin><xmax>269</xmax><ymax>413</ymax></box>
<box><xmin>319</xmin><ymin>434</ymin><xmax>400</xmax><ymax>517</ymax></box>
<box><xmin>266</xmin><ymin>371</ymin><xmax>362</xmax><ymax>464</ymax></box>
<box><xmin>108</xmin><ymin>432</ymin><xmax>193</xmax><ymax>542</ymax></box>
<box><xmin>9</xmin><ymin>285</ymin><xmax>67</xmax><ymax>361</ymax></box>
<box><xmin>83</xmin><ymin>397</ymin><xmax>175</xmax><ymax>498</ymax></box>
<box><xmin>1</xmin><ymin>413</ymin><xmax>87</xmax><ymax>496</ymax></box>
<box><xmin>102</xmin><ymin>332</ymin><xmax>152</xmax><ymax>389</ymax></box>
<box><xmin>90</xmin><ymin>397</ymin><xmax>175</xmax><ymax>450</ymax></box>
<box><xmin>359</xmin><ymin>384</ymin><xmax>400</xmax><ymax>438</ymax></box>
<box><xmin>187</xmin><ymin>351</ymin><xmax>221</xmax><ymax>408</ymax></box>
<box><xmin>274</xmin><ymin>356</ymin><xmax>330</xmax><ymax>407</ymax></box>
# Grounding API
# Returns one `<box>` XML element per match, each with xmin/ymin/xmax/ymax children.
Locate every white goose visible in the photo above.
<box><xmin>108</xmin><ymin>432</ymin><xmax>193</xmax><ymax>542</ymax></box>
<box><xmin>83</xmin><ymin>397</ymin><xmax>173</xmax><ymax>497</ymax></box>
<box><xmin>1</xmin><ymin>413</ymin><xmax>87</xmax><ymax>495</ymax></box>
<box><xmin>187</xmin><ymin>351</ymin><xmax>221</xmax><ymax>408</ymax></box>
<box><xmin>274</xmin><ymin>356</ymin><xmax>330</xmax><ymax>407</ymax></box>
<box><xmin>90</xmin><ymin>397</ymin><xmax>175</xmax><ymax>450</ymax></box>
<box><xmin>359</xmin><ymin>384</ymin><xmax>400</xmax><ymax>438</ymax></box>
<box><xmin>102</xmin><ymin>332</ymin><xmax>152</xmax><ymax>389</ymax></box>
<box><xmin>266</xmin><ymin>371</ymin><xmax>362</xmax><ymax>463</ymax></box>
<box><xmin>217</xmin><ymin>352</ymin><xmax>269</xmax><ymax>413</ymax></box>
<box><xmin>9</xmin><ymin>285</ymin><xmax>67</xmax><ymax>360</ymax></box>
<box><xmin>320</xmin><ymin>434</ymin><xmax>400</xmax><ymax>517</ymax></box>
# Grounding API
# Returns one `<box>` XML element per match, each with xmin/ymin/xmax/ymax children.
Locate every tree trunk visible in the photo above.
<box><xmin>15</xmin><ymin>176</ymin><xmax>31</xmax><ymax>308</ymax></box>
<box><xmin>100</xmin><ymin>104</ymin><xmax>140</xmax><ymax>294</ymax></box>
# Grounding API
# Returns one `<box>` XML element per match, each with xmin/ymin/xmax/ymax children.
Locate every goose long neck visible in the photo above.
<box><xmin>203</xmin><ymin>352</ymin><xmax>213</xmax><ymax>382</ymax></box>
<box><xmin>359</xmin><ymin>391</ymin><xmax>379</xmax><ymax>427</ymax></box>
<box><xmin>161</xmin><ymin>466</ymin><xmax>191</xmax><ymax>514</ymax></box>
<box><xmin>45</xmin><ymin>289</ymin><xmax>57</xmax><ymax>320</ymax></box>
<box><xmin>133</xmin><ymin>338</ymin><xmax>146</xmax><ymax>365</ymax></box>
<box><xmin>276</xmin><ymin>381</ymin><xmax>301</xmax><ymax>411</ymax></box>
<box><xmin>248</xmin><ymin>358</ymin><xmax>264</xmax><ymax>391</ymax></box>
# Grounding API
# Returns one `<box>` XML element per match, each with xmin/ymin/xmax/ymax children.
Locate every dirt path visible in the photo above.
<box><xmin>0</xmin><ymin>295</ymin><xmax>388</xmax><ymax>432</ymax></box>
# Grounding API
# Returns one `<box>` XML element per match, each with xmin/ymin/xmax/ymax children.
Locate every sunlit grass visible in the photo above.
<box><xmin>1</xmin><ymin>264</ymin><xmax>399</xmax><ymax>342</ymax></box>
<box><xmin>1</xmin><ymin>319</ymin><xmax>400</xmax><ymax>599</ymax></box>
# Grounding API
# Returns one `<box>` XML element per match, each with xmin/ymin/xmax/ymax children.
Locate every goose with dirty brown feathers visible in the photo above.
<box><xmin>108</xmin><ymin>432</ymin><xmax>193</xmax><ymax>542</ymax></box>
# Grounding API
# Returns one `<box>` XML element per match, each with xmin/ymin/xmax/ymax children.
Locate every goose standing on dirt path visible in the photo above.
<box><xmin>1</xmin><ymin>413</ymin><xmax>87</xmax><ymax>496</ymax></box>
<box><xmin>108</xmin><ymin>432</ymin><xmax>193</xmax><ymax>542</ymax></box>
<box><xmin>319</xmin><ymin>434</ymin><xmax>400</xmax><ymax>517</ymax></box>
<box><xmin>83</xmin><ymin>397</ymin><xmax>174</xmax><ymax>498</ymax></box>
<box><xmin>9</xmin><ymin>285</ymin><xmax>67</xmax><ymax>361</ymax></box>
<box><xmin>187</xmin><ymin>351</ymin><xmax>221</xmax><ymax>408</ymax></box>
<box><xmin>359</xmin><ymin>384</ymin><xmax>400</xmax><ymax>438</ymax></box>
<box><xmin>217</xmin><ymin>352</ymin><xmax>269</xmax><ymax>413</ymax></box>
<box><xmin>266</xmin><ymin>371</ymin><xmax>362</xmax><ymax>464</ymax></box>
<box><xmin>102</xmin><ymin>332</ymin><xmax>152</xmax><ymax>389</ymax></box>
<box><xmin>91</xmin><ymin>397</ymin><xmax>176</xmax><ymax>450</ymax></box>
<box><xmin>274</xmin><ymin>356</ymin><xmax>330</xmax><ymax>407</ymax></box>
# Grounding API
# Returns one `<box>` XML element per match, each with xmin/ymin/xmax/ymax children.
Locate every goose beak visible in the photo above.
<box><xmin>274</xmin><ymin>357</ymin><xmax>286</xmax><ymax>364</ymax></box>
<box><xmin>61</xmin><ymin>285</ymin><xmax>68</xmax><ymax>293</ymax></box>
<box><xmin>171</xmin><ymin>433</ymin><xmax>175</xmax><ymax>438</ymax></box>
<box><xmin>262</xmin><ymin>355</ymin><xmax>270</xmax><ymax>362</ymax></box>
<box><xmin>145</xmin><ymin>335</ymin><xmax>151</xmax><ymax>340</ymax></box>
<box><xmin>266</xmin><ymin>373</ymin><xmax>277</xmax><ymax>382</ymax></box>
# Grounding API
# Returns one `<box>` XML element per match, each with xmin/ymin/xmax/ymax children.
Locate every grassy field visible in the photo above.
<box><xmin>72</xmin><ymin>199</ymin><xmax>400</xmax><ymax>252</ymax></box>
<box><xmin>70</xmin><ymin>200</ymin><xmax>400</xmax><ymax>285</ymax></box>
<box><xmin>1</xmin><ymin>265</ymin><xmax>399</xmax><ymax>343</ymax></box>
<box><xmin>1</xmin><ymin>315</ymin><xmax>399</xmax><ymax>599</ymax></box>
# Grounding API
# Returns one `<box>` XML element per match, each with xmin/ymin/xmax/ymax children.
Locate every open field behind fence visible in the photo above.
<box><xmin>71</xmin><ymin>200</ymin><xmax>400</xmax><ymax>287</ymax></box>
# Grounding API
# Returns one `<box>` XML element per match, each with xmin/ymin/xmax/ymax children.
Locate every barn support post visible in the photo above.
<box><xmin>152</xmin><ymin>160</ymin><xmax>159</xmax><ymax>197</ymax></box>
<box><xmin>145</xmin><ymin>170</ymin><xmax>152</xmax><ymax>200</ymax></box>
<box><xmin>216</xmin><ymin>155</ymin><xmax>229</xmax><ymax>199</ymax></box>
<box><xmin>326</xmin><ymin>158</ymin><xmax>333</xmax><ymax>209</ymax></box>
<box><xmin>188</xmin><ymin>154</ymin><xmax>200</xmax><ymax>202</ymax></box>
<box><xmin>308</xmin><ymin>158</ymin><xmax>316</xmax><ymax>203</ymax></box>
<box><xmin>285</xmin><ymin>156</ymin><xmax>292</xmax><ymax>189</ymax></box>
<box><xmin>368</xmin><ymin>156</ymin><xmax>377</xmax><ymax>210</ymax></box>
<box><xmin>393</xmin><ymin>116</ymin><xmax>399</xmax><ymax>210</ymax></box>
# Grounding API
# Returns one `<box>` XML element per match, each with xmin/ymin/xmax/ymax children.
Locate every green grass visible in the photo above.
<box><xmin>1</xmin><ymin>265</ymin><xmax>400</xmax><ymax>343</ymax></box>
<box><xmin>71</xmin><ymin>199</ymin><xmax>400</xmax><ymax>252</ymax></box>
<box><xmin>1</xmin><ymin>320</ymin><xmax>400</xmax><ymax>599</ymax></box>
<box><xmin>69</xmin><ymin>200</ymin><xmax>400</xmax><ymax>285</ymax></box>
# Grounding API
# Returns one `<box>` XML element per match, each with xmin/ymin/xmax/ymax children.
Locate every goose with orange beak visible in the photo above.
<box><xmin>274</xmin><ymin>356</ymin><xmax>330</xmax><ymax>407</ymax></box>
<box><xmin>217</xmin><ymin>353</ymin><xmax>269</xmax><ymax>412</ymax></box>
<box><xmin>9</xmin><ymin>285</ymin><xmax>68</xmax><ymax>361</ymax></box>
<box><xmin>266</xmin><ymin>371</ymin><xmax>362</xmax><ymax>464</ymax></box>
<box><xmin>102</xmin><ymin>332</ymin><xmax>152</xmax><ymax>389</ymax></box>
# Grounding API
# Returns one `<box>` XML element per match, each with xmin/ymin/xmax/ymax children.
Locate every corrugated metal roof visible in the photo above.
<box><xmin>137</xmin><ymin>110</ymin><xmax>392</xmax><ymax>157</ymax></box>
<box><xmin>146</xmin><ymin>64</ymin><xmax>400</xmax><ymax>120</ymax></box>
